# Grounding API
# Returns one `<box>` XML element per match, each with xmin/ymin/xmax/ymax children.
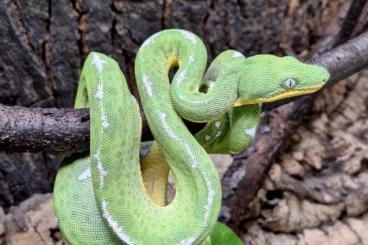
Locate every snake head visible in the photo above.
<box><xmin>236</xmin><ymin>55</ymin><xmax>330</xmax><ymax>105</ymax></box>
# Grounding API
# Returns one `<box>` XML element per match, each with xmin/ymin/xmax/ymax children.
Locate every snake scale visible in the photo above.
<box><xmin>53</xmin><ymin>29</ymin><xmax>329</xmax><ymax>245</ymax></box>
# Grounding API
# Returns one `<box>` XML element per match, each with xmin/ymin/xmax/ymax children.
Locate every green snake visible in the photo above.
<box><xmin>53</xmin><ymin>29</ymin><xmax>329</xmax><ymax>244</ymax></box>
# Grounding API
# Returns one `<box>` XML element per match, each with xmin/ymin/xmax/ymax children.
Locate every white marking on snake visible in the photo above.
<box><xmin>159</xmin><ymin>112</ymin><xmax>178</xmax><ymax>139</ymax></box>
<box><xmin>101</xmin><ymin>113</ymin><xmax>110</xmax><ymax>129</ymax></box>
<box><xmin>178</xmin><ymin>237</ymin><xmax>196</xmax><ymax>245</ymax></box>
<box><xmin>204</xmin><ymin>135</ymin><xmax>211</xmax><ymax>141</ymax></box>
<box><xmin>180</xmin><ymin>30</ymin><xmax>197</xmax><ymax>44</ymax></box>
<box><xmin>232</xmin><ymin>51</ymin><xmax>244</xmax><ymax>58</ymax></box>
<box><xmin>91</xmin><ymin>53</ymin><xmax>107</xmax><ymax>73</ymax></box>
<box><xmin>244</xmin><ymin>126</ymin><xmax>257</xmax><ymax>138</ymax></box>
<box><xmin>95</xmin><ymin>83</ymin><xmax>104</xmax><ymax>99</ymax></box>
<box><xmin>94</xmin><ymin>148</ymin><xmax>107</xmax><ymax>188</ymax></box>
<box><xmin>99</xmin><ymin>105</ymin><xmax>109</xmax><ymax>129</ymax></box>
<box><xmin>176</xmin><ymin>69</ymin><xmax>186</xmax><ymax>85</ymax></box>
<box><xmin>203</xmin><ymin>175</ymin><xmax>215</xmax><ymax>227</ymax></box>
<box><xmin>143</xmin><ymin>75</ymin><xmax>153</xmax><ymax>97</ymax></box>
<box><xmin>78</xmin><ymin>167</ymin><xmax>91</xmax><ymax>181</ymax></box>
<box><xmin>188</xmin><ymin>54</ymin><xmax>195</xmax><ymax>64</ymax></box>
<box><xmin>101</xmin><ymin>200</ymin><xmax>135</xmax><ymax>245</ymax></box>
<box><xmin>102</xmin><ymin>121</ymin><xmax>109</xmax><ymax>129</ymax></box>
<box><xmin>215</xmin><ymin>121</ymin><xmax>221</xmax><ymax>128</ymax></box>
<box><xmin>92</xmin><ymin>53</ymin><xmax>109</xmax><ymax>130</ymax></box>
<box><xmin>185</xmin><ymin>143</ymin><xmax>199</xmax><ymax>168</ymax></box>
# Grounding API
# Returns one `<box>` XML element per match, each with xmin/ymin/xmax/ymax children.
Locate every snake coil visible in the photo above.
<box><xmin>54</xmin><ymin>29</ymin><xmax>329</xmax><ymax>245</ymax></box>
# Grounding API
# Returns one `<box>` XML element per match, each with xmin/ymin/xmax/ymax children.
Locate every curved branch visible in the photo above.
<box><xmin>0</xmin><ymin>31</ymin><xmax>368</xmax><ymax>153</ymax></box>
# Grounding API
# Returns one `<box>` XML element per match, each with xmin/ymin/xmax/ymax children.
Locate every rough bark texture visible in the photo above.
<box><xmin>2</xmin><ymin>0</ymin><xmax>368</xmax><ymax>243</ymax></box>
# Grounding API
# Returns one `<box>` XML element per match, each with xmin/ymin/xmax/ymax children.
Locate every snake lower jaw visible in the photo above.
<box><xmin>234</xmin><ymin>85</ymin><xmax>324</xmax><ymax>106</ymax></box>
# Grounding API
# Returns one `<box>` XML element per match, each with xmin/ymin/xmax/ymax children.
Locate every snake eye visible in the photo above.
<box><xmin>284</xmin><ymin>78</ymin><xmax>296</xmax><ymax>88</ymax></box>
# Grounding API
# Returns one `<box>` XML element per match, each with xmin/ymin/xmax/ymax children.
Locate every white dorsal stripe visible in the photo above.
<box><xmin>143</xmin><ymin>75</ymin><xmax>153</xmax><ymax>97</ymax></box>
<box><xmin>101</xmin><ymin>113</ymin><xmax>110</xmax><ymax>129</ymax></box>
<box><xmin>101</xmin><ymin>201</ymin><xmax>135</xmax><ymax>245</ymax></box>
<box><xmin>184</xmin><ymin>143</ymin><xmax>199</xmax><ymax>168</ymax></box>
<box><xmin>91</xmin><ymin>53</ymin><xmax>107</xmax><ymax>73</ymax></box>
<box><xmin>176</xmin><ymin>69</ymin><xmax>186</xmax><ymax>85</ymax></box>
<box><xmin>94</xmin><ymin>148</ymin><xmax>107</xmax><ymax>188</ymax></box>
<box><xmin>92</xmin><ymin>54</ymin><xmax>109</xmax><ymax>130</ymax></box>
<box><xmin>99</xmin><ymin>104</ymin><xmax>109</xmax><ymax>130</ymax></box>
<box><xmin>203</xmin><ymin>175</ymin><xmax>215</xmax><ymax>227</ymax></box>
<box><xmin>95</xmin><ymin>83</ymin><xmax>104</xmax><ymax>99</ymax></box>
<box><xmin>159</xmin><ymin>112</ymin><xmax>178</xmax><ymax>139</ymax></box>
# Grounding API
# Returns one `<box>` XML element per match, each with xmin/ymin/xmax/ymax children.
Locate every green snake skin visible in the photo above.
<box><xmin>53</xmin><ymin>29</ymin><xmax>330</xmax><ymax>245</ymax></box>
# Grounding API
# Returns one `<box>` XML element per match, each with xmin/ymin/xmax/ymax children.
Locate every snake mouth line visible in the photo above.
<box><xmin>264</xmin><ymin>85</ymin><xmax>323</xmax><ymax>102</ymax></box>
<box><xmin>234</xmin><ymin>85</ymin><xmax>323</xmax><ymax>106</ymax></box>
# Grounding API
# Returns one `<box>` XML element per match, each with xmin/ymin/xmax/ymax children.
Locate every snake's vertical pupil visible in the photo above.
<box><xmin>285</xmin><ymin>78</ymin><xmax>296</xmax><ymax>88</ymax></box>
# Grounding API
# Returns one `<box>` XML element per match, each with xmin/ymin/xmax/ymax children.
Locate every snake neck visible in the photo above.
<box><xmin>168</xmin><ymin>50</ymin><xmax>246</xmax><ymax>123</ymax></box>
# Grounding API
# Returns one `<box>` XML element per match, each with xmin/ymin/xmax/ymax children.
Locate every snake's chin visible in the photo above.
<box><xmin>265</xmin><ymin>85</ymin><xmax>323</xmax><ymax>101</ymax></box>
<box><xmin>234</xmin><ymin>85</ymin><xmax>323</xmax><ymax>106</ymax></box>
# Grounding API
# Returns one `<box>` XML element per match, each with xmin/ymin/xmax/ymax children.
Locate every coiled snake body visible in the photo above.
<box><xmin>54</xmin><ymin>29</ymin><xmax>329</xmax><ymax>245</ymax></box>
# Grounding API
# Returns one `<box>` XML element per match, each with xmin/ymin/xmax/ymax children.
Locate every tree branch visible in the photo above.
<box><xmin>1</xmin><ymin>32</ymin><xmax>368</xmax><ymax>153</ymax></box>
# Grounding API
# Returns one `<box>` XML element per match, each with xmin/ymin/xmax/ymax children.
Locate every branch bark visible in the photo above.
<box><xmin>1</xmin><ymin>31</ymin><xmax>368</xmax><ymax>153</ymax></box>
